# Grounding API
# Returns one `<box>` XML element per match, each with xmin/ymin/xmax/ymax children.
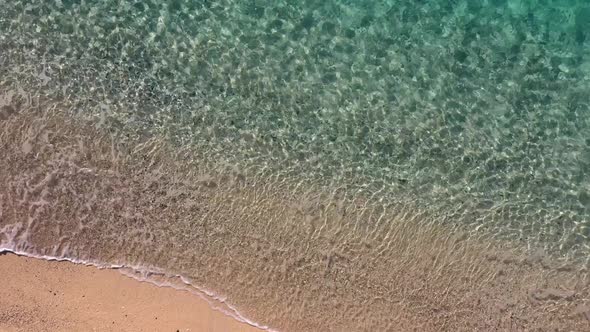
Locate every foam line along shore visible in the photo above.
<box><xmin>0</xmin><ymin>252</ymin><xmax>266</xmax><ymax>332</ymax></box>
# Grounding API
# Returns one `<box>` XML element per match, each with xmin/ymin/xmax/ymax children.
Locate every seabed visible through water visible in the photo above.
<box><xmin>1</xmin><ymin>0</ymin><xmax>590</xmax><ymax>330</ymax></box>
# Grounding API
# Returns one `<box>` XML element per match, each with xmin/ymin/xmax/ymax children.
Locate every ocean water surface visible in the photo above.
<box><xmin>1</xmin><ymin>0</ymin><xmax>590</xmax><ymax>330</ymax></box>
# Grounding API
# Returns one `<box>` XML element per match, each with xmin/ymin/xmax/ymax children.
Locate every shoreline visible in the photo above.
<box><xmin>0</xmin><ymin>252</ymin><xmax>264</xmax><ymax>332</ymax></box>
<box><xmin>2</xmin><ymin>96</ymin><xmax>590</xmax><ymax>330</ymax></box>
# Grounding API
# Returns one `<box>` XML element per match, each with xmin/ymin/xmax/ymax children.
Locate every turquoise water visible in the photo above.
<box><xmin>1</xmin><ymin>0</ymin><xmax>590</xmax><ymax>330</ymax></box>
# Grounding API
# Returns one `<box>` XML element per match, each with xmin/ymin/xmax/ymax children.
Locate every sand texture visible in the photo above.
<box><xmin>3</xmin><ymin>0</ymin><xmax>590</xmax><ymax>331</ymax></box>
<box><xmin>0</xmin><ymin>253</ymin><xmax>262</xmax><ymax>332</ymax></box>
<box><xmin>2</xmin><ymin>98</ymin><xmax>590</xmax><ymax>331</ymax></box>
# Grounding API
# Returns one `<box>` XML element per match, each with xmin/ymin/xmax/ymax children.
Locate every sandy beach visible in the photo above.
<box><xmin>0</xmin><ymin>253</ymin><xmax>262</xmax><ymax>332</ymax></box>
<box><xmin>2</xmin><ymin>105</ymin><xmax>590</xmax><ymax>331</ymax></box>
<box><xmin>3</xmin><ymin>0</ymin><xmax>590</xmax><ymax>330</ymax></box>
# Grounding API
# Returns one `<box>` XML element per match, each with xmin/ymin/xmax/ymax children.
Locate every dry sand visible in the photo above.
<box><xmin>0</xmin><ymin>253</ymin><xmax>263</xmax><ymax>332</ymax></box>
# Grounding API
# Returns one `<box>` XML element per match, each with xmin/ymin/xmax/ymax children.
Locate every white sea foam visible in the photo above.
<box><xmin>0</xmin><ymin>244</ymin><xmax>277</xmax><ymax>332</ymax></box>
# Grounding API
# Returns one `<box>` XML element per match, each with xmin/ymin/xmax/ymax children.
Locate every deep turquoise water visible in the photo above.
<box><xmin>1</xmin><ymin>0</ymin><xmax>589</xmax><ymax>330</ymax></box>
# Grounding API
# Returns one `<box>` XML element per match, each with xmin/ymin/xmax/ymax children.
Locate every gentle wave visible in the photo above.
<box><xmin>0</xmin><ymin>245</ymin><xmax>276</xmax><ymax>332</ymax></box>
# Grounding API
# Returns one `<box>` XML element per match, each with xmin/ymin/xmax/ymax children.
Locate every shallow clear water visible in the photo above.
<box><xmin>1</xmin><ymin>0</ymin><xmax>590</xmax><ymax>330</ymax></box>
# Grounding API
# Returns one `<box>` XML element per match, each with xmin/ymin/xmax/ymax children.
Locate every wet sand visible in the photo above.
<box><xmin>2</xmin><ymin>98</ymin><xmax>590</xmax><ymax>331</ymax></box>
<box><xmin>0</xmin><ymin>253</ymin><xmax>262</xmax><ymax>332</ymax></box>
